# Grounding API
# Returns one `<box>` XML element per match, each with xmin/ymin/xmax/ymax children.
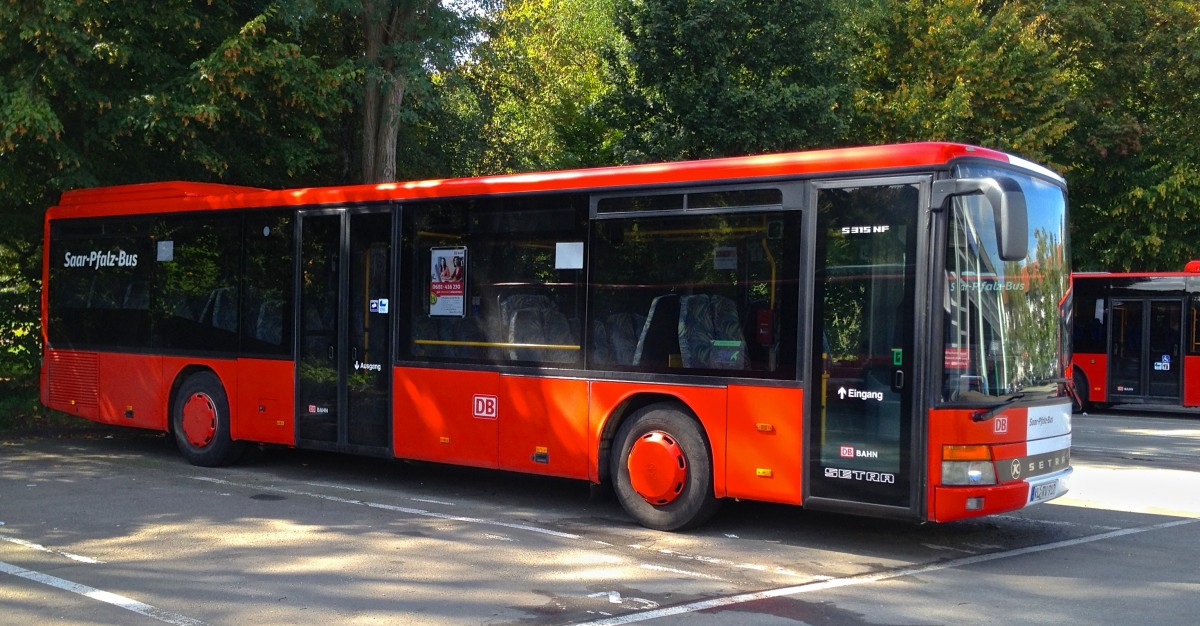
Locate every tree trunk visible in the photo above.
<box><xmin>360</xmin><ymin>0</ymin><xmax>418</xmax><ymax>184</ymax></box>
<box><xmin>378</xmin><ymin>79</ymin><xmax>406</xmax><ymax>182</ymax></box>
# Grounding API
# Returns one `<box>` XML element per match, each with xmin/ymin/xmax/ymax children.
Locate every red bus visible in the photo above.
<box><xmin>41</xmin><ymin>143</ymin><xmax>1073</xmax><ymax>530</ymax></box>
<box><xmin>1072</xmin><ymin>263</ymin><xmax>1200</xmax><ymax>412</ymax></box>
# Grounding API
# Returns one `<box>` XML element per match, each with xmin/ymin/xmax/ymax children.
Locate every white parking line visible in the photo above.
<box><xmin>0</xmin><ymin>534</ymin><xmax>103</xmax><ymax>564</ymax></box>
<box><xmin>639</xmin><ymin>563</ymin><xmax>724</xmax><ymax>581</ymax></box>
<box><xmin>574</xmin><ymin>516</ymin><xmax>1200</xmax><ymax>625</ymax></box>
<box><xmin>0</xmin><ymin>560</ymin><xmax>208</xmax><ymax>626</ymax></box>
<box><xmin>302</xmin><ymin>481</ymin><xmax>364</xmax><ymax>492</ymax></box>
<box><xmin>626</xmin><ymin>544</ymin><xmax>808</xmax><ymax>579</ymax></box>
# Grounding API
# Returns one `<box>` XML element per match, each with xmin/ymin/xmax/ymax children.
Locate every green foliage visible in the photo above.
<box><xmin>1043</xmin><ymin>0</ymin><xmax>1200</xmax><ymax>271</ymax></box>
<box><xmin>163</xmin><ymin>10</ymin><xmax>359</xmax><ymax>183</ymax></box>
<box><xmin>441</xmin><ymin>0</ymin><xmax>622</xmax><ymax>175</ymax></box>
<box><xmin>0</xmin><ymin>245</ymin><xmax>38</xmax><ymax>383</ymax></box>
<box><xmin>2</xmin><ymin>2</ymin><xmax>351</xmax><ymax>193</ymax></box>
<box><xmin>392</xmin><ymin>71</ymin><xmax>488</xmax><ymax>179</ymax></box>
<box><xmin>842</xmin><ymin>0</ymin><xmax>1075</xmax><ymax>166</ymax></box>
<box><xmin>0</xmin><ymin>239</ymin><xmax>47</xmax><ymax>432</ymax></box>
<box><xmin>606</xmin><ymin>0</ymin><xmax>849</xmax><ymax>161</ymax></box>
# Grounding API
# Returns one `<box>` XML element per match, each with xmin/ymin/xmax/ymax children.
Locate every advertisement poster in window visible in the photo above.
<box><xmin>430</xmin><ymin>246</ymin><xmax>467</xmax><ymax>317</ymax></box>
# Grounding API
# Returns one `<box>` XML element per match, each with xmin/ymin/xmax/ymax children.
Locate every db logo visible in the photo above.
<box><xmin>839</xmin><ymin>446</ymin><xmax>855</xmax><ymax>458</ymax></box>
<box><xmin>994</xmin><ymin>416</ymin><xmax>1008</xmax><ymax>434</ymax></box>
<box><xmin>473</xmin><ymin>394</ymin><xmax>498</xmax><ymax>420</ymax></box>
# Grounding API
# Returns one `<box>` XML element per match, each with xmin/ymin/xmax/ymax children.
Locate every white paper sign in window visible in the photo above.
<box><xmin>555</xmin><ymin>241</ymin><xmax>584</xmax><ymax>270</ymax></box>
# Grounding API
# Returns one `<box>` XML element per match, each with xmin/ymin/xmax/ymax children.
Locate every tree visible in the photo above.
<box><xmin>606</xmin><ymin>0</ymin><xmax>849</xmax><ymax>162</ymax></box>
<box><xmin>1</xmin><ymin>2</ymin><xmax>359</xmax><ymax>195</ymax></box>
<box><xmin>840</xmin><ymin>0</ymin><xmax>1075</xmax><ymax>167</ymax></box>
<box><xmin>1042</xmin><ymin>1</ymin><xmax>1200</xmax><ymax>271</ymax></box>
<box><xmin>453</xmin><ymin>0</ymin><xmax>622</xmax><ymax>174</ymax></box>
<box><xmin>359</xmin><ymin>0</ymin><xmax>468</xmax><ymax>182</ymax></box>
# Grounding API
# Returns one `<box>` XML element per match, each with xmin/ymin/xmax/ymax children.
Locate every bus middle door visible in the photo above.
<box><xmin>1109</xmin><ymin>298</ymin><xmax>1183</xmax><ymax>403</ymax></box>
<box><xmin>296</xmin><ymin>209</ymin><xmax>394</xmax><ymax>453</ymax></box>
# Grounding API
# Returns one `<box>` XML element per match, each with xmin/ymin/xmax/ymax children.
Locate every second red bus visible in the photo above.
<box><xmin>1073</xmin><ymin>262</ymin><xmax>1200</xmax><ymax>412</ymax></box>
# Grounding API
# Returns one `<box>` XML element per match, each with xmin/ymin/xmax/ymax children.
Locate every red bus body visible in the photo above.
<box><xmin>1072</xmin><ymin>265</ymin><xmax>1200</xmax><ymax>411</ymax></box>
<box><xmin>42</xmin><ymin>143</ymin><xmax>1073</xmax><ymax>529</ymax></box>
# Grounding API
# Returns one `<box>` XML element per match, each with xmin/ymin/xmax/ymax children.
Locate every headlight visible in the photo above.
<box><xmin>942</xmin><ymin>460</ymin><xmax>997</xmax><ymax>485</ymax></box>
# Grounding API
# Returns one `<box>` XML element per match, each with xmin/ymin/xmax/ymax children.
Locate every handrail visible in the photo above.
<box><xmin>413</xmin><ymin>339</ymin><xmax>580</xmax><ymax>351</ymax></box>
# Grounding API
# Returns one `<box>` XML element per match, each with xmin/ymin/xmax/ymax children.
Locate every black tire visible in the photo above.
<box><xmin>171</xmin><ymin>371</ymin><xmax>246</xmax><ymax>467</ymax></box>
<box><xmin>1072</xmin><ymin>366</ymin><xmax>1091</xmax><ymax>413</ymax></box>
<box><xmin>611</xmin><ymin>402</ymin><xmax>721</xmax><ymax>531</ymax></box>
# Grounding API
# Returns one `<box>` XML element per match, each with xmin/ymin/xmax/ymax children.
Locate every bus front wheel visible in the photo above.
<box><xmin>611</xmin><ymin>403</ymin><xmax>721</xmax><ymax>531</ymax></box>
<box><xmin>171</xmin><ymin>371</ymin><xmax>246</xmax><ymax>467</ymax></box>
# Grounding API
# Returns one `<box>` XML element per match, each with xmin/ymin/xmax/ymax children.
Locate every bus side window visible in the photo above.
<box><xmin>588</xmin><ymin>205</ymin><xmax>800</xmax><ymax>378</ymax></box>
<box><xmin>47</xmin><ymin>218</ymin><xmax>154</xmax><ymax>350</ymax></box>
<box><xmin>153</xmin><ymin>213</ymin><xmax>241</xmax><ymax>353</ymax></box>
<box><xmin>402</xmin><ymin>195</ymin><xmax>588</xmax><ymax>366</ymax></box>
<box><xmin>241</xmin><ymin>211</ymin><xmax>294</xmax><ymax>357</ymax></box>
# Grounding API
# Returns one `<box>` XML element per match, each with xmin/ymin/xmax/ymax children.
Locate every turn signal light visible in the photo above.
<box><xmin>943</xmin><ymin>445</ymin><xmax>992</xmax><ymax>461</ymax></box>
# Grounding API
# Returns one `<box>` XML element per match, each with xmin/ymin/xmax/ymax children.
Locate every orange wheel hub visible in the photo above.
<box><xmin>182</xmin><ymin>393</ymin><xmax>217</xmax><ymax>448</ymax></box>
<box><xmin>627</xmin><ymin>431</ymin><xmax>687</xmax><ymax>505</ymax></box>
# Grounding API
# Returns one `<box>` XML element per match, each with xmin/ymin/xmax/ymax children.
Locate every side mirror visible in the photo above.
<box><xmin>932</xmin><ymin>177</ymin><xmax>1028</xmax><ymax>261</ymax></box>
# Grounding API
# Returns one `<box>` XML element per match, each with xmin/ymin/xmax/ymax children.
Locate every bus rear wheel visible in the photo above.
<box><xmin>171</xmin><ymin>371</ymin><xmax>246</xmax><ymax>467</ymax></box>
<box><xmin>1072</xmin><ymin>366</ymin><xmax>1091</xmax><ymax>413</ymax></box>
<box><xmin>611</xmin><ymin>403</ymin><xmax>720</xmax><ymax>531</ymax></box>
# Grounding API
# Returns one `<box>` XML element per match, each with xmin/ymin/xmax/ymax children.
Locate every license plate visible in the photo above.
<box><xmin>1030</xmin><ymin>480</ymin><xmax>1058</xmax><ymax>503</ymax></box>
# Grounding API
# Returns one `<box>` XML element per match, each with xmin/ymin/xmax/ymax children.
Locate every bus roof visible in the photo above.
<box><xmin>49</xmin><ymin>142</ymin><xmax>1057</xmax><ymax>218</ymax></box>
<box><xmin>1073</xmin><ymin>260</ymin><xmax>1200</xmax><ymax>279</ymax></box>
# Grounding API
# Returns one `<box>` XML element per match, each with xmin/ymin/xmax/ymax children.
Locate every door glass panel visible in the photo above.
<box><xmin>298</xmin><ymin>214</ymin><xmax>341</xmax><ymax>442</ymax></box>
<box><xmin>1147</xmin><ymin>300</ymin><xmax>1182</xmax><ymax>399</ymax></box>
<box><xmin>347</xmin><ymin>212</ymin><xmax>391</xmax><ymax>447</ymax></box>
<box><xmin>1109</xmin><ymin>300</ymin><xmax>1143</xmax><ymax>397</ymax></box>
<box><xmin>810</xmin><ymin>183</ymin><xmax>918</xmax><ymax>508</ymax></box>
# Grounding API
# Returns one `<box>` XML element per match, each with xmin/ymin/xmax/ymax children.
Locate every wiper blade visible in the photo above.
<box><xmin>972</xmin><ymin>393</ymin><xmax>1027</xmax><ymax>422</ymax></box>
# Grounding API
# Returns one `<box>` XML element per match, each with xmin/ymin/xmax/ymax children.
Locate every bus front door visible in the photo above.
<box><xmin>807</xmin><ymin>179</ymin><xmax>923</xmax><ymax>515</ymax></box>
<box><xmin>297</xmin><ymin>209</ymin><xmax>393</xmax><ymax>453</ymax></box>
<box><xmin>1109</xmin><ymin>299</ymin><xmax>1182</xmax><ymax>404</ymax></box>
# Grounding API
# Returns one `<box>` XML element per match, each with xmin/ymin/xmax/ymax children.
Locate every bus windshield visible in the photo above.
<box><xmin>942</xmin><ymin>165</ymin><xmax>1069</xmax><ymax>403</ymax></box>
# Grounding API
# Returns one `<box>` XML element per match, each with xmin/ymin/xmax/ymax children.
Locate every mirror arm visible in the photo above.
<box><xmin>930</xmin><ymin>177</ymin><xmax>1028</xmax><ymax>261</ymax></box>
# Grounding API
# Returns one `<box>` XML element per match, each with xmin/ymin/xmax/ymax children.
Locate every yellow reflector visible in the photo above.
<box><xmin>756</xmin><ymin>468</ymin><xmax>773</xmax><ymax>477</ymax></box>
<box><xmin>439</xmin><ymin>437</ymin><xmax>451</xmax><ymax>444</ymax></box>
<box><xmin>943</xmin><ymin>445</ymin><xmax>991</xmax><ymax>461</ymax></box>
